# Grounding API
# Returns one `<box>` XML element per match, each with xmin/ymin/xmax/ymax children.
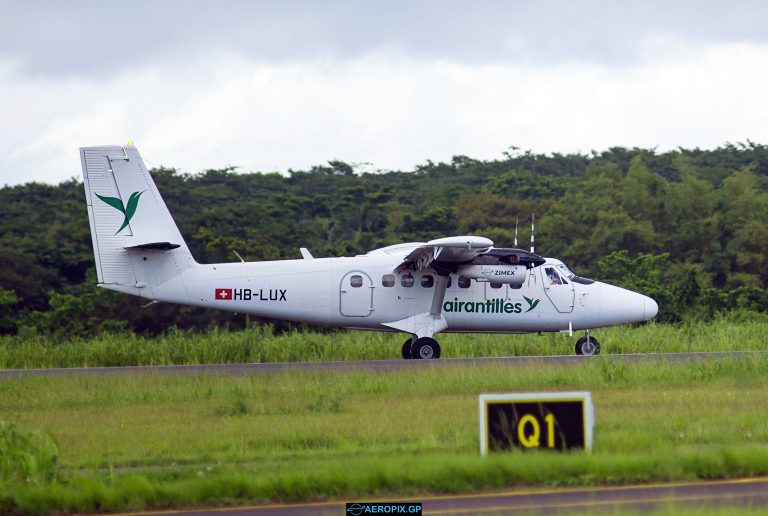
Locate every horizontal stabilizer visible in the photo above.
<box><xmin>125</xmin><ymin>242</ymin><xmax>182</xmax><ymax>251</ymax></box>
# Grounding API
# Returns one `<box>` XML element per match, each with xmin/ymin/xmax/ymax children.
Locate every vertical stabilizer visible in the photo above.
<box><xmin>80</xmin><ymin>145</ymin><xmax>196</xmax><ymax>298</ymax></box>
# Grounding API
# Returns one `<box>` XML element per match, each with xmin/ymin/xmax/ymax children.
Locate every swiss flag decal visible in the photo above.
<box><xmin>215</xmin><ymin>288</ymin><xmax>232</xmax><ymax>300</ymax></box>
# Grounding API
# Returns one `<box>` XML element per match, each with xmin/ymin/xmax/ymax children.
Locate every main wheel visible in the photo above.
<box><xmin>575</xmin><ymin>335</ymin><xmax>600</xmax><ymax>356</ymax></box>
<box><xmin>410</xmin><ymin>337</ymin><xmax>441</xmax><ymax>359</ymax></box>
<box><xmin>402</xmin><ymin>337</ymin><xmax>414</xmax><ymax>359</ymax></box>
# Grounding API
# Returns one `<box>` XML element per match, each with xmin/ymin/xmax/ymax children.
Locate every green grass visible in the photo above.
<box><xmin>1</xmin><ymin>317</ymin><xmax>768</xmax><ymax>369</ymax></box>
<box><xmin>2</xmin><ymin>355</ymin><xmax>768</xmax><ymax>513</ymax></box>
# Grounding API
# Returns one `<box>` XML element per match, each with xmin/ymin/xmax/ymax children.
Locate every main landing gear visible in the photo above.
<box><xmin>575</xmin><ymin>332</ymin><xmax>600</xmax><ymax>356</ymax></box>
<box><xmin>402</xmin><ymin>336</ymin><xmax>441</xmax><ymax>359</ymax></box>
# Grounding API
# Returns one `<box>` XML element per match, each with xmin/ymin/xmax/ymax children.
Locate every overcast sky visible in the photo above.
<box><xmin>1</xmin><ymin>1</ymin><xmax>767</xmax><ymax>185</ymax></box>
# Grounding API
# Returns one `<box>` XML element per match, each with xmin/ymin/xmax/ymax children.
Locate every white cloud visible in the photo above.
<box><xmin>1</xmin><ymin>41</ymin><xmax>768</xmax><ymax>186</ymax></box>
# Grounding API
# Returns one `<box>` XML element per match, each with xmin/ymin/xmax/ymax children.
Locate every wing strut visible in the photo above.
<box><xmin>382</xmin><ymin>274</ymin><xmax>450</xmax><ymax>338</ymax></box>
<box><xmin>430</xmin><ymin>274</ymin><xmax>449</xmax><ymax>316</ymax></box>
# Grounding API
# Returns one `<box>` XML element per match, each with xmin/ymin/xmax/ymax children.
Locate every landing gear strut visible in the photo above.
<box><xmin>402</xmin><ymin>337</ymin><xmax>414</xmax><ymax>359</ymax></box>
<box><xmin>402</xmin><ymin>335</ymin><xmax>441</xmax><ymax>359</ymax></box>
<box><xmin>575</xmin><ymin>333</ymin><xmax>600</xmax><ymax>356</ymax></box>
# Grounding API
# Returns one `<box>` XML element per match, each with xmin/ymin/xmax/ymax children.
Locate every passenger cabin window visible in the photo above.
<box><xmin>350</xmin><ymin>275</ymin><xmax>363</xmax><ymax>288</ymax></box>
<box><xmin>421</xmin><ymin>275</ymin><xmax>434</xmax><ymax>288</ymax></box>
<box><xmin>401</xmin><ymin>274</ymin><xmax>414</xmax><ymax>287</ymax></box>
<box><xmin>382</xmin><ymin>274</ymin><xmax>395</xmax><ymax>287</ymax></box>
<box><xmin>458</xmin><ymin>276</ymin><xmax>471</xmax><ymax>288</ymax></box>
<box><xmin>446</xmin><ymin>276</ymin><xmax>452</xmax><ymax>288</ymax></box>
<box><xmin>490</xmin><ymin>282</ymin><xmax>502</xmax><ymax>289</ymax></box>
<box><xmin>545</xmin><ymin>267</ymin><xmax>567</xmax><ymax>285</ymax></box>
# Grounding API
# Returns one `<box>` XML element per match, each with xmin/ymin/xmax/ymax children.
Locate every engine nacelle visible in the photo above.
<box><xmin>456</xmin><ymin>264</ymin><xmax>527</xmax><ymax>286</ymax></box>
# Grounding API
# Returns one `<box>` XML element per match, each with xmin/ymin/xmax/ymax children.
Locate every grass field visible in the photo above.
<box><xmin>2</xmin><ymin>351</ymin><xmax>768</xmax><ymax>514</ymax></box>
<box><xmin>1</xmin><ymin>317</ymin><xmax>767</xmax><ymax>368</ymax></box>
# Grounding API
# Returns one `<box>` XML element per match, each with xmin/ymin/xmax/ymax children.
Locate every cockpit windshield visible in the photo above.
<box><xmin>556</xmin><ymin>262</ymin><xmax>595</xmax><ymax>285</ymax></box>
<box><xmin>556</xmin><ymin>263</ymin><xmax>576</xmax><ymax>279</ymax></box>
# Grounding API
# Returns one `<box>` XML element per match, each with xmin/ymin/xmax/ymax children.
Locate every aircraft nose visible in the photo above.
<box><xmin>644</xmin><ymin>296</ymin><xmax>659</xmax><ymax>321</ymax></box>
<box><xmin>599</xmin><ymin>284</ymin><xmax>653</xmax><ymax>325</ymax></box>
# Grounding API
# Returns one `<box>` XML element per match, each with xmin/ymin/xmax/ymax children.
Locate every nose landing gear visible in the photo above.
<box><xmin>575</xmin><ymin>332</ymin><xmax>600</xmax><ymax>356</ymax></box>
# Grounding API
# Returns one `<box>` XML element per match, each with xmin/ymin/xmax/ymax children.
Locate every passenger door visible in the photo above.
<box><xmin>339</xmin><ymin>271</ymin><xmax>374</xmax><ymax>317</ymax></box>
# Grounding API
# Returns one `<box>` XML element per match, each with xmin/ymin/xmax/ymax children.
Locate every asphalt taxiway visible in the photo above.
<box><xmin>0</xmin><ymin>350</ymin><xmax>765</xmax><ymax>378</ymax></box>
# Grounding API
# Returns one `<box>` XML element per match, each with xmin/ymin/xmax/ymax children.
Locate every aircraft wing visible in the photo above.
<box><xmin>395</xmin><ymin>236</ymin><xmax>493</xmax><ymax>272</ymax></box>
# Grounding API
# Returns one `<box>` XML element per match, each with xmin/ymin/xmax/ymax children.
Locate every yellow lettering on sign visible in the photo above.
<box><xmin>545</xmin><ymin>413</ymin><xmax>555</xmax><ymax>448</ymax></box>
<box><xmin>517</xmin><ymin>414</ymin><xmax>541</xmax><ymax>447</ymax></box>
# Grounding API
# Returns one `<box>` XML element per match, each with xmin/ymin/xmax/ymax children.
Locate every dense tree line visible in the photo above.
<box><xmin>1</xmin><ymin>142</ymin><xmax>767</xmax><ymax>336</ymax></box>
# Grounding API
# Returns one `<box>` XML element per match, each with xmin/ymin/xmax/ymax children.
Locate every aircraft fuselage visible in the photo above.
<box><xmin>131</xmin><ymin>249</ymin><xmax>656</xmax><ymax>335</ymax></box>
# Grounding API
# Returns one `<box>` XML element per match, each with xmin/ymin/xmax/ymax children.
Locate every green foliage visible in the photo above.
<box><xmin>2</xmin><ymin>320</ymin><xmax>768</xmax><ymax>368</ymax></box>
<box><xmin>1</xmin><ymin>143</ymin><xmax>768</xmax><ymax>336</ymax></box>
<box><xmin>0</xmin><ymin>421</ymin><xmax>60</xmax><ymax>485</ymax></box>
<box><xmin>0</xmin><ymin>289</ymin><xmax>19</xmax><ymax>334</ymax></box>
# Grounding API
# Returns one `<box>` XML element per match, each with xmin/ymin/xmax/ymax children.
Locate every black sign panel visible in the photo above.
<box><xmin>480</xmin><ymin>393</ymin><xmax>593</xmax><ymax>453</ymax></box>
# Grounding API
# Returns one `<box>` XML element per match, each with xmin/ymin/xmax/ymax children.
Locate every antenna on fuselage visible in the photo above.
<box><xmin>530</xmin><ymin>213</ymin><xmax>535</xmax><ymax>254</ymax></box>
<box><xmin>528</xmin><ymin>213</ymin><xmax>537</xmax><ymax>285</ymax></box>
<box><xmin>514</xmin><ymin>217</ymin><xmax>519</xmax><ymax>248</ymax></box>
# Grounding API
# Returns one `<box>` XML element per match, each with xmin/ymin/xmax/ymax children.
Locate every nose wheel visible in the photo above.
<box><xmin>575</xmin><ymin>334</ymin><xmax>600</xmax><ymax>356</ymax></box>
<box><xmin>402</xmin><ymin>336</ymin><xmax>441</xmax><ymax>359</ymax></box>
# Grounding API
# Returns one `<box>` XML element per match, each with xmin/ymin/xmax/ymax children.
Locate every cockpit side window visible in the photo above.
<box><xmin>545</xmin><ymin>267</ymin><xmax>565</xmax><ymax>285</ymax></box>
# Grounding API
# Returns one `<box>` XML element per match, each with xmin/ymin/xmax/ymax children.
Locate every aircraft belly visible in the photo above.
<box><xmin>443</xmin><ymin>312</ymin><xmax>543</xmax><ymax>333</ymax></box>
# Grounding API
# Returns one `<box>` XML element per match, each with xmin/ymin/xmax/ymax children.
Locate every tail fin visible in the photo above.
<box><xmin>80</xmin><ymin>144</ymin><xmax>196</xmax><ymax>298</ymax></box>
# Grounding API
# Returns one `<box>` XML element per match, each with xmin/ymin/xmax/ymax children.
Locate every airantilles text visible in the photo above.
<box><xmin>443</xmin><ymin>298</ymin><xmax>523</xmax><ymax>314</ymax></box>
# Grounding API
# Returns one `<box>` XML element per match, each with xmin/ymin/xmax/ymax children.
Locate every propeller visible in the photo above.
<box><xmin>514</xmin><ymin>217</ymin><xmax>519</xmax><ymax>248</ymax></box>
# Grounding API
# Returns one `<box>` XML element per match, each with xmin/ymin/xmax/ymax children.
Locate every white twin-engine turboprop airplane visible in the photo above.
<box><xmin>80</xmin><ymin>145</ymin><xmax>658</xmax><ymax>360</ymax></box>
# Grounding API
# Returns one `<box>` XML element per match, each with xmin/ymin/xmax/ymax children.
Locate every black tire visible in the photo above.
<box><xmin>575</xmin><ymin>335</ymin><xmax>600</xmax><ymax>356</ymax></box>
<box><xmin>402</xmin><ymin>338</ymin><xmax>413</xmax><ymax>359</ymax></box>
<box><xmin>410</xmin><ymin>337</ymin><xmax>441</xmax><ymax>359</ymax></box>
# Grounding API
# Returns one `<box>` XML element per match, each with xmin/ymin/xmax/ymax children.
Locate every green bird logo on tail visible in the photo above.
<box><xmin>523</xmin><ymin>295</ymin><xmax>540</xmax><ymax>313</ymax></box>
<box><xmin>95</xmin><ymin>191</ymin><xmax>144</xmax><ymax>234</ymax></box>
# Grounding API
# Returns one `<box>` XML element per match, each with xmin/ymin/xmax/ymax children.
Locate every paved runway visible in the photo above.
<box><xmin>1</xmin><ymin>351</ymin><xmax>765</xmax><ymax>378</ymax></box>
<box><xmin>110</xmin><ymin>477</ymin><xmax>768</xmax><ymax>515</ymax></box>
